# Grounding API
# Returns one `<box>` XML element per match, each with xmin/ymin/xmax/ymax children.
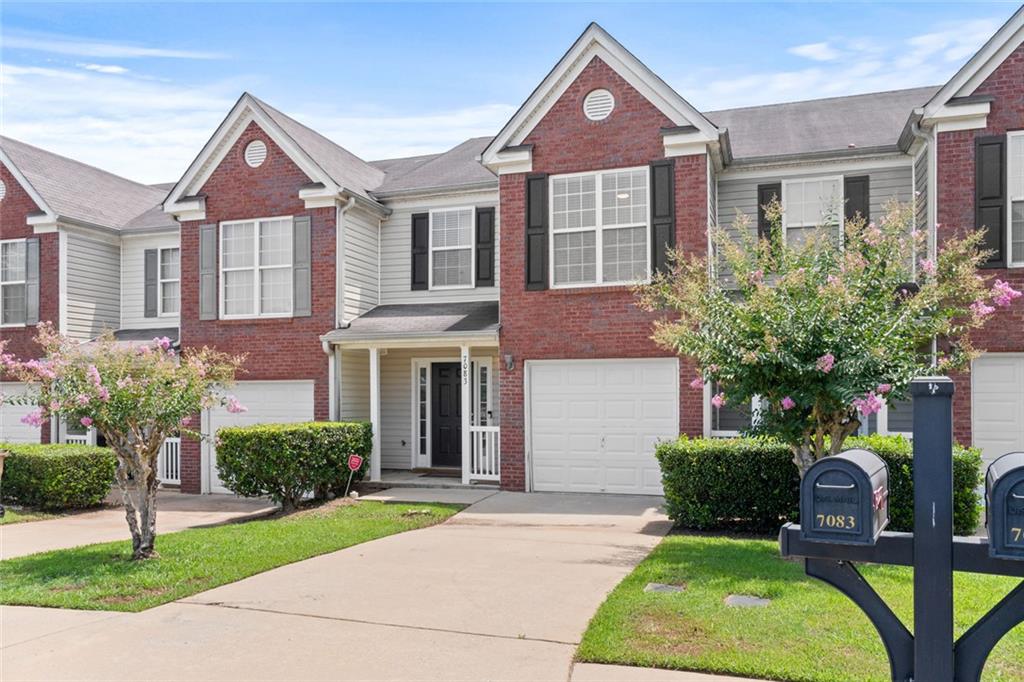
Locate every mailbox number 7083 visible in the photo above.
<box><xmin>816</xmin><ymin>514</ymin><xmax>856</xmax><ymax>529</ymax></box>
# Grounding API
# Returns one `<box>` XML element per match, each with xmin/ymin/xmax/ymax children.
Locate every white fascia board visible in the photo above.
<box><xmin>1</xmin><ymin>149</ymin><xmax>57</xmax><ymax>223</ymax></box>
<box><xmin>924</xmin><ymin>101</ymin><xmax>991</xmax><ymax>134</ymax></box>
<box><xmin>486</xmin><ymin>147</ymin><xmax>533</xmax><ymax>175</ymax></box>
<box><xmin>166</xmin><ymin>195</ymin><xmax>207</xmax><ymax>222</ymax></box>
<box><xmin>663</xmin><ymin>129</ymin><xmax>714</xmax><ymax>158</ymax></box>
<box><xmin>164</xmin><ymin>94</ymin><xmax>338</xmax><ymax>216</ymax></box>
<box><xmin>481</xmin><ymin>23</ymin><xmax>721</xmax><ymax>169</ymax></box>
<box><xmin>922</xmin><ymin>8</ymin><xmax>1024</xmax><ymax>118</ymax></box>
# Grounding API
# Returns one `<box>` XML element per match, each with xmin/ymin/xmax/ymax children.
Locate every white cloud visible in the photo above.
<box><xmin>788</xmin><ymin>42</ymin><xmax>841</xmax><ymax>62</ymax></box>
<box><xmin>76</xmin><ymin>63</ymin><xmax>129</xmax><ymax>75</ymax></box>
<box><xmin>4</xmin><ymin>32</ymin><xmax>224</xmax><ymax>60</ymax></box>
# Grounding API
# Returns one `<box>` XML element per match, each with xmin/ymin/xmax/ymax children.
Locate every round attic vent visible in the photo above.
<box><xmin>584</xmin><ymin>89</ymin><xmax>615</xmax><ymax>121</ymax></box>
<box><xmin>0</xmin><ymin>180</ymin><xmax>6</xmax><ymax>201</ymax></box>
<box><xmin>244</xmin><ymin>140</ymin><xmax>268</xmax><ymax>168</ymax></box>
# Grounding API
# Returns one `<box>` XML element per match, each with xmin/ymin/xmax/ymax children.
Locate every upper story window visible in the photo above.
<box><xmin>430</xmin><ymin>207</ymin><xmax>474</xmax><ymax>289</ymax></box>
<box><xmin>782</xmin><ymin>176</ymin><xmax>843</xmax><ymax>245</ymax></box>
<box><xmin>550</xmin><ymin>167</ymin><xmax>649</xmax><ymax>288</ymax></box>
<box><xmin>220</xmin><ymin>216</ymin><xmax>293</xmax><ymax>318</ymax></box>
<box><xmin>1008</xmin><ymin>132</ymin><xmax>1024</xmax><ymax>266</ymax></box>
<box><xmin>0</xmin><ymin>239</ymin><xmax>26</xmax><ymax>326</ymax></box>
<box><xmin>158</xmin><ymin>247</ymin><xmax>180</xmax><ymax>315</ymax></box>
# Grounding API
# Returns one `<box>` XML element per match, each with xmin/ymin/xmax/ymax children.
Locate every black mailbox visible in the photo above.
<box><xmin>986</xmin><ymin>452</ymin><xmax>1024</xmax><ymax>560</ymax></box>
<box><xmin>801</xmin><ymin>448</ymin><xmax>889</xmax><ymax>545</ymax></box>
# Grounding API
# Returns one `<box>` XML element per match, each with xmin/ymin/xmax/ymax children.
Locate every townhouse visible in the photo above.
<box><xmin>2</xmin><ymin>8</ymin><xmax>1023</xmax><ymax>496</ymax></box>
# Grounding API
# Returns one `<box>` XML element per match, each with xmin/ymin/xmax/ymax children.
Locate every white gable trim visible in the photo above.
<box><xmin>163</xmin><ymin>93</ymin><xmax>339</xmax><ymax>218</ymax></box>
<box><xmin>922</xmin><ymin>6</ymin><xmax>1024</xmax><ymax>119</ymax></box>
<box><xmin>481</xmin><ymin>23</ymin><xmax>720</xmax><ymax>171</ymax></box>
<box><xmin>0</xmin><ymin>149</ymin><xmax>57</xmax><ymax>223</ymax></box>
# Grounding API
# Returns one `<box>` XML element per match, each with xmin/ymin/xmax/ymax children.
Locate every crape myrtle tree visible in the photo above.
<box><xmin>1</xmin><ymin>324</ymin><xmax>245</xmax><ymax>559</ymax></box>
<box><xmin>636</xmin><ymin>199</ymin><xmax>1021</xmax><ymax>476</ymax></box>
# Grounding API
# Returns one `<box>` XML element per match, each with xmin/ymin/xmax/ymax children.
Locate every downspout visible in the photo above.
<box><xmin>335</xmin><ymin>195</ymin><xmax>357</xmax><ymax>329</ymax></box>
<box><xmin>910</xmin><ymin>118</ymin><xmax>939</xmax><ymax>368</ymax></box>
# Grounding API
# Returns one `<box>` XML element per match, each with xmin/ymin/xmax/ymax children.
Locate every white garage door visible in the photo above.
<box><xmin>204</xmin><ymin>380</ymin><xmax>315</xmax><ymax>493</ymax></box>
<box><xmin>0</xmin><ymin>382</ymin><xmax>41</xmax><ymax>443</ymax></box>
<box><xmin>528</xmin><ymin>359</ymin><xmax>678</xmax><ymax>495</ymax></box>
<box><xmin>973</xmin><ymin>355</ymin><xmax>1024</xmax><ymax>465</ymax></box>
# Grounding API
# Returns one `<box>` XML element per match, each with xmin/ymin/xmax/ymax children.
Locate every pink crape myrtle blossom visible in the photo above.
<box><xmin>816</xmin><ymin>353</ymin><xmax>835</xmax><ymax>373</ymax></box>
<box><xmin>226</xmin><ymin>396</ymin><xmax>248</xmax><ymax>414</ymax></box>
<box><xmin>877</xmin><ymin>383</ymin><xmax>893</xmax><ymax>395</ymax></box>
<box><xmin>80</xmin><ymin>417</ymin><xmax>93</xmax><ymax>427</ymax></box>
<box><xmin>20</xmin><ymin>408</ymin><xmax>46</xmax><ymax>427</ymax></box>
<box><xmin>780</xmin><ymin>396</ymin><xmax>796</xmax><ymax>411</ymax></box>
<box><xmin>689</xmin><ymin>377</ymin><xmax>703</xmax><ymax>389</ymax></box>
<box><xmin>919</xmin><ymin>258</ymin><xmax>937</xmax><ymax>277</ymax></box>
<box><xmin>87</xmin><ymin>364</ymin><xmax>102</xmax><ymax>388</ymax></box>
<box><xmin>992</xmin><ymin>280</ymin><xmax>1022</xmax><ymax>307</ymax></box>
<box><xmin>153</xmin><ymin>336</ymin><xmax>172</xmax><ymax>351</ymax></box>
<box><xmin>711</xmin><ymin>393</ymin><xmax>726</xmax><ymax>408</ymax></box>
<box><xmin>852</xmin><ymin>392</ymin><xmax>884</xmax><ymax>417</ymax></box>
<box><xmin>971</xmin><ymin>300</ymin><xmax>995</xmax><ymax>318</ymax></box>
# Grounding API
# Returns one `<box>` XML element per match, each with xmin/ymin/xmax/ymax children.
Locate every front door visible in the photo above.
<box><xmin>431</xmin><ymin>362</ymin><xmax>462</xmax><ymax>467</ymax></box>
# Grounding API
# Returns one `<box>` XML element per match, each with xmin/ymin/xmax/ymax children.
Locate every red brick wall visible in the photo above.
<box><xmin>178</xmin><ymin>121</ymin><xmax>336</xmax><ymax>492</ymax></box>
<box><xmin>498</xmin><ymin>57</ymin><xmax>707</xmax><ymax>491</ymax></box>
<box><xmin>0</xmin><ymin>163</ymin><xmax>59</xmax><ymax>442</ymax></box>
<box><xmin>935</xmin><ymin>43</ymin><xmax>1024</xmax><ymax>445</ymax></box>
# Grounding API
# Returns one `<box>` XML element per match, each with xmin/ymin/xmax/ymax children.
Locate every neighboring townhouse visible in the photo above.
<box><xmin>0</xmin><ymin>137</ymin><xmax>178</xmax><ymax>451</ymax></box>
<box><xmin>4</xmin><ymin>8</ymin><xmax>1023</xmax><ymax>496</ymax></box>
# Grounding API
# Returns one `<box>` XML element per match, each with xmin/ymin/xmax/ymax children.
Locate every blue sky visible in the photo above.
<box><xmin>1</xmin><ymin>2</ymin><xmax>1018</xmax><ymax>183</ymax></box>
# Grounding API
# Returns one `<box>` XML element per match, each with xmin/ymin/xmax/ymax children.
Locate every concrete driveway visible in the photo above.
<box><xmin>1</xmin><ymin>490</ymin><xmax>672</xmax><ymax>681</ymax></box>
<box><xmin>1</xmin><ymin>491</ymin><xmax>275</xmax><ymax>559</ymax></box>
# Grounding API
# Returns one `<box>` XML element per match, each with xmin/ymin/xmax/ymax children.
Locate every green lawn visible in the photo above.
<box><xmin>0</xmin><ymin>508</ymin><xmax>62</xmax><ymax>525</ymax></box>
<box><xmin>578</xmin><ymin>533</ymin><xmax>1024</xmax><ymax>682</ymax></box>
<box><xmin>0</xmin><ymin>500</ymin><xmax>461</xmax><ymax>612</ymax></box>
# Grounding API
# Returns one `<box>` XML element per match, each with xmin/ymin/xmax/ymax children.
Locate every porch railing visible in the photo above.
<box><xmin>64</xmin><ymin>434</ymin><xmax>89</xmax><ymax>445</ymax></box>
<box><xmin>470</xmin><ymin>426</ymin><xmax>500</xmax><ymax>482</ymax></box>
<box><xmin>159</xmin><ymin>437</ymin><xmax>181</xmax><ymax>485</ymax></box>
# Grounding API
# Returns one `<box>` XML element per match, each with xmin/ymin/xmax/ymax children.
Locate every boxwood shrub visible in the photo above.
<box><xmin>215</xmin><ymin>421</ymin><xmax>372</xmax><ymax>510</ymax></box>
<box><xmin>1</xmin><ymin>443</ymin><xmax>116</xmax><ymax>510</ymax></box>
<box><xmin>656</xmin><ymin>434</ymin><xmax>982</xmax><ymax>535</ymax></box>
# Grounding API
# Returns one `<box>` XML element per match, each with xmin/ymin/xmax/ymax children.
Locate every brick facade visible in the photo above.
<box><xmin>177</xmin><ymin>121</ymin><xmax>336</xmax><ymax>492</ymax></box>
<box><xmin>935</xmin><ymin>43</ymin><xmax>1024</xmax><ymax>445</ymax></box>
<box><xmin>497</xmin><ymin>57</ymin><xmax>706</xmax><ymax>491</ymax></box>
<box><xmin>0</xmin><ymin>162</ymin><xmax>59</xmax><ymax>443</ymax></box>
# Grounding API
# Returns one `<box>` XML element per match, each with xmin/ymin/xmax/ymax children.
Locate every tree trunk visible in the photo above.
<box><xmin>109</xmin><ymin>430</ymin><xmax>164</xmax><ymax>560</ymax></box>
<box><xmin>791</xmin><ymin>442</ymin><xmax>816</xmax><ymax>478</ymax></box>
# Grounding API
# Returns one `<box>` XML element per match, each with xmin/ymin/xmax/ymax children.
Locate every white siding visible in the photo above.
<box><xmin>379</xmin><ymin>190</ymin><xmax>500</xmax><ymax>305</ymax></box>
<box><xmin>339</xmin><ymin>348</ymin><xmax>370</xmax><ymax>421</ymax></box>
<box><xmin>120</xmin><ymin>232</ymin><xmax>180</xmax><ymax>329</ymax></box>
<box><xmin>64</xmin><ymin>231</ymin><xmax>120</xmax><ymax>340</ymax></box>
<box><xmin>341</xmin><ymin>207</ymin><xmax>380</xmax><ymax>323</ymax></box>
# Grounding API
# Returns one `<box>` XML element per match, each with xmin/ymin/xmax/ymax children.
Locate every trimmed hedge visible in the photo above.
<box><xmin>656</xmin><ymin>434</ymin><xmax>983</xmax><ymax>535</ymax></box>
<box><xmin>0</xmin><ymin>443</ymin><xmax>116</xmax><ymax>510</ymax></box>
<box><xmin>215</xmin><ymin>421</ymin><xmax>372</xmax><ymax>510</ymax></box>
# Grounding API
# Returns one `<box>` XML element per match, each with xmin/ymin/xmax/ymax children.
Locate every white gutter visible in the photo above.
<box><xmin>335</xmin><ymin>196</ymin><xmax>357</xmax><ymax>329</ymax></box>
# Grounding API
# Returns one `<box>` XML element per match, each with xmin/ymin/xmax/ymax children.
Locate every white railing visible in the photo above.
<box><xmin>470</xmin><ymin>426</ymin><xmax>500</xmax><ymax>482</ymax></box>
<box><xmin>64</xmin><ymin>434</ymin><xmax>89</xmax><ymax>445</ymax></box>
<box><xmin>159</xmin><ymin>437</ymin><xmax>181</xmax><ymax>485</ymax></box>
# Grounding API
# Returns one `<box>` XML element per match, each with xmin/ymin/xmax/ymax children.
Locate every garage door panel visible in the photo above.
<box><xmin>0</xmin><ymin>383</ymin><xmax>41</xmax><ymax>443</ymax></box>
<box><xmin>973</xmin><ymin>355</ymin><xmax>1024</xmax><ymax>465</ymax></box>
<box><xmin>529</xmin><ymin>359</ymin><xmax>677</xmax><ymax>495</ymax></box>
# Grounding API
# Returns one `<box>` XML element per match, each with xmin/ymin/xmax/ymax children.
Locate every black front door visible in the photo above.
<box><xmin>431</xmin><ymin>362</ymin><xmax>462</xmax><ymax>467</ymax></box>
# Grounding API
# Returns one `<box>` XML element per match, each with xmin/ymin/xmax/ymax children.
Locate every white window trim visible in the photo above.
<box><xmin>781</xmin><ymin>175</ymin><xmax>845</xmax><ymax>244</ymax></box>
<box><xmin>219</xmin><ymin>215</ymin><xmax>294</xmax><ymax>320</ymax></box>
<box><xmin>1007</xmin><ymin>130</ymin><xmax>1024</xmax><ymax>268</ymax></box>
<box><xmin>877</xmin><ymin>400</ymin><xmax>913</xmax><ymax>438</ymax></box>
<box><xmin>428</xmin><ymin>207</ymin><xmax>475</xmax><ymax>291</ymax></box>
<box><xmin>410</xmin><ymin>357</ymin><xmax>493</xmax><ymax>469</ymax></box>
<box><xmin>0</xmin><ymin>237</ymin><xmax>28</xmax><ymax>328</ymax></box>
<box><xmin>548</xmin><ymin>166</ymin><xmax>652</xmax><ymax>289</ymax></box>
<box><xmin>707</xmin><ymin>385</ymin><xmax>762</xmax><ymax>438</ymax></box>
<box><xmin>157</xmin><ymin>247</ymin><xmax>180</xmax><ymax>317</ymax></box>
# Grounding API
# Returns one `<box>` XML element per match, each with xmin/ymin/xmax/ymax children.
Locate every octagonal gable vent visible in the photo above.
<box><xmin>244</xmin><ymin>139</ymin><xmax>268</xmax><ymax>168</ymax></box>
<box><xmin>584</xmin><ymin>89</ymin><xmax>615</xmax><ymax>121</ymax></box>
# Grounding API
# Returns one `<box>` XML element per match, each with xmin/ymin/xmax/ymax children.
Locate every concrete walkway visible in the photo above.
<box><xmin>1</xmin><ymin>490</ymin><xmax>275</xmax><ymax>559</ymax></box>
<box><xmin>0</xmin><ymin>489</ymin><xmax>685</xmax><ymax>681</ymax></box>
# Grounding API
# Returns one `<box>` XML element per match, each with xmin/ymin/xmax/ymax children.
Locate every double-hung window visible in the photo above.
<box><xmin>0</xmin><ymin>239</ymin><xmax>27</xmax><ymax>326</ymax></box>
<box><xmin>158</xmin><ymin>247</ymin><xmax>180</xmax><ymax>315</ymax></box>
<box><xmin>781</xmin><ymin>177</ymin><xmax>843</xmax><ymax>246</ymax></box>
<box><xmin>1009</xmin><ymin>132</ymin><xmax>1024</xmax><ymax>266</ymax></box>
<box><xmin>430</xmin><ymin>207</ymin><xmax>474</xmax><ymax>288</ymax></box>
<box><xmin>550</xmin><ymin>167</ymin><xmax>650</xmax><ymax>288</ymax></box>
<box><xmin>220</xmin><ymin>217</ymin><xmax>293</xmax><ymax>318</ymax></box>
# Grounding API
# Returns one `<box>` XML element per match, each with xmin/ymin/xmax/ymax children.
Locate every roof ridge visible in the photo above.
<box><xmin>0</xmin><ymin>135</ymin><xmax>165</xmax><ymax>197</ymax></box>
<box><xmin>703</xmin><ymin>84</ymin><xmax>942</xmax><ymax>115</ymax></box>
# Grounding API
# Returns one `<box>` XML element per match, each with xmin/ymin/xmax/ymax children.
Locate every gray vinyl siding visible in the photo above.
<box><xmin>339</xmin><ymin>349</ymin><xmax>370</xmax><ymax>421</ymax></box>
<box><xmin>341</xmin><ymin>207</ymin><xmax>380</xmax><ymax>323</ymax></box>
<box><xmin>378</xmin><ymin>189</ymin><xmax>500</xmax><ymax>305</ymax></box>
<box><xmin>914</xmin><ymin>150</ymin><xmax>929</xmax><ymax>233</ymax></box>
<box><xmin>120</xmin><ymin>232</ymin><xmax>180</xmax><ymax>329</ymax></box>
<box><xmin>64</xmin><ymin>231</ymin><xmax>120</xmax><ymax>340</ymax></box>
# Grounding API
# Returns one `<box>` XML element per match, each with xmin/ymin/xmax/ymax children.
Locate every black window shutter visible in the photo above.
<box><xmin>411</xmin><ymin>212</ymin><xmax>429</xmax><ymax>290</ymax></box>
<box><xmin>144</xmin><ymin>249</ymin><xmax>158</xmax><ymax>318</ymax></box>
<box><xmin>650</xmin><ymin>159</ymin><xmax>675</xmax><ymax>275</ymax></box>
<box><xmin>475</xmin><ymin>207</ymin><xmax>495</xmax><ymax>287</ymax></box>
<box><xmin>844</xmin><ymin>175</ymin><xmax>870</xmax><ymax>224</ymax></box>
<box><xmin>525</xmin><ymin>174</ymin><xmax>548</xmax><ymax>290</ymax></box>
<box><xmin>976</xmin><ymin>135</ymin><xmax>1006</xmax><ymax>267</ymax></box>
<box><xmin>757</xmin><ymin>183</ymin><xmax>781</xmax><ymax>241</ymax></box>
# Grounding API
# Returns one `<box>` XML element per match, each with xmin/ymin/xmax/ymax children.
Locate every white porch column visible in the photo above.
<box><xmin>369</xmin><ymin>347</ymin><xmax>382</xmax><ymax>482</ymax></box>
<box><xmin>461</xmin><ymin>344</ymin><xmax>471</xmax><ymax>485</ymax></box>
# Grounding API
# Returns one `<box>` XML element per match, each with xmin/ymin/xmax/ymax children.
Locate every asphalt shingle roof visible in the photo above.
<box><xmin>370</xmin><ymin>137</ymin><xmax>496</xmax><ymax>195</ymax></box>
<box><xmin>322</xmin><ymin>301</ymin><xmax>499</xmax><ymax>342</ymax></box>
<box><xmin>704</xmin><ymin>86</ymin><xmax>941</xmax><ymax>161</ymax></box>
<box><xmin>1</xmin><ymin>136</ymin><xmax>169</xmax><ymax>230</ymax></box>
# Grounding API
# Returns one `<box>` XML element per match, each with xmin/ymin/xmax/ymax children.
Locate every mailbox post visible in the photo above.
<box><xmin>779</xmin><ymin>376</ymin><xmax>1024</xmax><ymax>682</ymax></box>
